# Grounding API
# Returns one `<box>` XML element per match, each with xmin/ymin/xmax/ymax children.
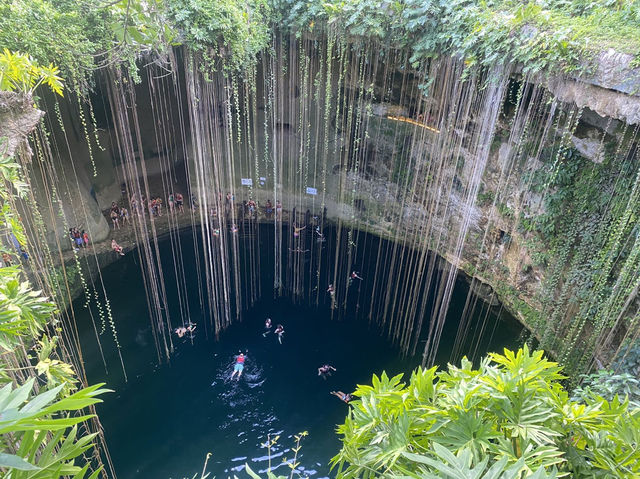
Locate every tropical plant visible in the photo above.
<box><xmin>572</xmin><ymin>370</ymin><xmax>640</xmax><ymax>407</ymax></box>
<box><xmin>0</xmin><ymin>268</ymin><xmax>56</xmax><ymax>350</ymax></box>
<box><xmin>331</xmin><ymin>346</ymin><xmax>640</xmax><ymax>478</ymax></box>
<box><xmin>400</xmin><ymin>444</ymin><xmax>558</xmax><ymax>479</ymax></box>
<box><xmin>0</xmin><ymin>49</ymin><xmax>63</xmax><ymax>96</ymax></box>
<box><xmin>0</xmin><ymin>379</ymin><xmax>108</xmax><ymax>476</ymax></box>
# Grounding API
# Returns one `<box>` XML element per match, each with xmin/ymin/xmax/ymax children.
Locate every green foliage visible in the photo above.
<box><xmin>611</xmin><ymin>340</ymin><xmax>640</xmax><ymax>377</ymax></box>
<box><xmin>331</xmin><ymin>346</ymin><xmax>640</xmax><ymax>478</ymax></box>
<box><xmin>109</xmin><ymin>0</ymin><xmax>178</xmax><ymax>51</ymax></box>
<box><xmin>401</xmin><ymin>443</ymin><xmax>557</xmax><ymax>479</ymax></box>
<box><xmin>0</xmin><ymin>268</ymin><xmax>56</xmax><ymax>350</ymax></box>
<box><xmin>243</xmin><ymin>464</ymin><xmax>286</xmax><ymax>479</ymax></box>
<box><xmin>167</xmin><ymin>0</ymin><xmax>272</xmax><ymax>71</ymax></box>
<box><xmin>0</xmin><ymin>49</ymin><xmax>63</xmax><ymax>97</ymax></box>
<box><xmin>0</xmin><ymin>0</ymin><xmax>103</xmax><ymax>87</ymax></box>
<box><xmin>1</xmin><ymin>0</ymin><xmax>638</xmax><ymax>86</ymax></box>
<box><xmin>0</xmin><ymin>378</ymin><xmax>109</xmax><ymax>476</ymax></box>
<box><xmin>477</xmin><ymin>189</ymin><xmax>496</xmax><ymax>207</ymax></box>
<box><xmin>0</xmin><ymin>148</ymin><xmax>107</xmax><ymax>477</ymax></box>
<box><xmin>572</xmin><ymin>341</ymin><xmax>640</xmax><ymax>407</ymax></box>
<box><xmin>572</xmin><ymin>370</ymin><xmax>640</xmax><ymax>407</ymax></box>
<box><xmin>276</xmin><ymin>0</ymin><xmax>640</xmax><ymax>75</ymax></box>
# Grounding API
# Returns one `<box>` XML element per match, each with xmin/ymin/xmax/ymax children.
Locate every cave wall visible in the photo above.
<box><xmin>2</xmin><ymin>46</ymin><xmax>639</xmax><ymax>344</ymax></box>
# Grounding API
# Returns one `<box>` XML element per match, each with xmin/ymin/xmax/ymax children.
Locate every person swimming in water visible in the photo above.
<box><xmin>350</xmin><ymin>271</ymin><xmax>363</xmax><ymax>281</ymax></box>
<box><xmin>230</xmin><ymin>352</ymin><xmax>245</xmax><ymax>380</ymax></box>
<box><xmin>293</xmin><ymin>224</ymin><xmax>306</xmax><ymax>238</ymax></box>
<box><xmin>175</xmin><ymin>326</ymin><xmax>187</xmax><ymax>338</ymax></box>
<box><xmin>263</xmin><ymin>318</ymin><xmax>272</xmax><ymax>337</ymax></box>
<box><xmin>274</xmin><ymin>324</ymin><xmax>285</xmax><ymax>344</ymax></box>
<box><xmin>330</xmin><ymin>391</ymin><xmax>352</xmax><ymax>403</ymax></box>
<box><xmin>318</xmin><ymin>364</ymin><xmax>336</xmax><ymax>379</ymax></box>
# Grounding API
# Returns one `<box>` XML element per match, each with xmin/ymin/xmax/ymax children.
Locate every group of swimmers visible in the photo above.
<box><xmin>230</xmin><ymin>349</ymin><xmax>352</xmax><ymax>403</ymax></box>
<box><xmin>227</xmin><ymin>319</ymin><xmax>353</xmax><ymax>403</ymax></box>
<box><xmin>262</xmin><ymin>318</ymin><xmax>285</xmax><ymax>344</ymax></box>
<box><xmin>175</xmin><ymin>323</ymin><xmax>196</xmax><ymax>338</ymax></box>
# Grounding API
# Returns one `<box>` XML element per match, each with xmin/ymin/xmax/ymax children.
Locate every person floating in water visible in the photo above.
<box><xmin>327</xmin><ymin>284</ymin><xmax>335</xmax><ymax>296</ymax></box>
<box><xmin>274</xmin><ymin>324</ymin><xmax>285</xmax><ymax>344</ymax></box>
<box><xmin>231</xmin><ymin>224</ymin><xmax>238</xmax><ymax>233</ymax></box>
<box><xmin>330</xmin><ymin>391</ymin><xmax>352</xmax><ymax>403</ymax></box>
<box><xmin>318</xmin><ymin>364</ymin><xmax>336</xmax><ymax>379</ymax></box>
<box><xmin>350</xmin><ymin>271</ymin><xmax>363</xmax><ymax>281</ymax></box>
<box><xmin>175</xmin><ymin>323</ymin><xmax>195</xmax><ymax>338</ymax></box>
<box><xmin>231</xmin><ymin>352</ymin><xmax>245</xmax><ymax>380</ymax></box>
<box><xmin>263</xmin><ymin>318</ymin><xmax>272</xmax><ymax>337</ymax></box>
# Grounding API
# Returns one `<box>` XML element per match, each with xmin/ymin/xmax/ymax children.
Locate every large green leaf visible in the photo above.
<box><xmin>0</xmin><ymin>452</ymin><xmax>39</xmax><ymax>471</ymax></box>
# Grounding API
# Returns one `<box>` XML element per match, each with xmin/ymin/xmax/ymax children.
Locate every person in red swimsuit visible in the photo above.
<box><xmin>231</xmin><ymin>353</ymin><xmax>245</xmax><ymax>380</ymax></box>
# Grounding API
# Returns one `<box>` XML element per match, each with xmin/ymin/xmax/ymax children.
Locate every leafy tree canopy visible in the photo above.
<box><xmin>1</xmin><ymin>0</ymin><xmax>639</xmax><ymax>86</ymax></box>
<box><xmin>277</xmin><ymin>0</ymin><xmax>640</xmax><ymax>74</ymax></box>
<box><xmin>0</xmin><ymin>0</ymin><xmax>106</xmax><ymax>89</ymax></box>
<box><xmin>167</xmin><ymin>0</ymin><xmax>272</xmax><ymax>71</ymax></box>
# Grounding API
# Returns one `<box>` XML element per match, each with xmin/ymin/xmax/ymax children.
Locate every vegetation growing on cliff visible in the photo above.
<box><xmin>0</xmin><ymin>142</ymin><xmax>109</xmax><ymax>476</ymax></box>
<box><xmin>1</xmin><ymin>0</ymin><xmax>639</xmax><ymax>83</ymax></box>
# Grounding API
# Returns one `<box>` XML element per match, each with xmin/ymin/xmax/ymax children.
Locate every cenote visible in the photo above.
<box><xmin>3</xmin><ymin>2</ymin><xmax>640</xmax><ymax>477</ymax></box>
<box><xmin>75</xmin><ymin>224</ymin><xmax>522</xmax><ymax>478</ymax></box>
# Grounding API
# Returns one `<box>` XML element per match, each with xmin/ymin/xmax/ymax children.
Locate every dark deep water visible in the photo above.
<box><xmin>74</xmin><ymin>225</ymin><xmax>522</xmax><ymax>478</ymax></box>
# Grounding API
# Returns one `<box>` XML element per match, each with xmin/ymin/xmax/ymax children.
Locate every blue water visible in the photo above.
<box><xmin>74</xmin><ymin>226</ymin><xmax>522</xmax><ymax>478</ymax></box>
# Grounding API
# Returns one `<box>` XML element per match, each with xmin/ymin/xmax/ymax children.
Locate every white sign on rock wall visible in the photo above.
<box><xmin>241</xmin><ymin>178</ymin><xmax>253</xmax><ymax>186</ymax></box>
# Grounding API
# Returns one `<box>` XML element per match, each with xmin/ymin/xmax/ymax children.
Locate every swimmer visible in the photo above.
<box><xmin>231</xmin><ymin>224</ymin><xmax>238</xmax><ymax>233</ymax></box>
<box><xmin>327</xmin><ymin>284</ymin><xmax>335</xmax><ymax>296</ymax></box>
<box><xmin>274</xmin><ymin>324</ymin><xmax>285</xmax><ymax>344</ymax></box>
<box><xmin>350</xmin><ymin>271</ymin><xmax>363</xmax><ymax>281</ymax></box>
<box><xmin>263</xmin><ymin>318</ymin><xmax>272</xmax><ymax>337</ymax></box>
<box><xmin>288</xmin><ymin>248</ymin><xmax>309</xmax><ymax>253</ymax></box>
<box><xmin>175</xmin><ymin>327</ymin><xmax>187</xmax><ymax>338</ymax></box>
<box><xmin>230</xmin><ymin>352</ymin><xmax>245</xmax><ymax>380</ymax></box>
<box><xmin>315</xmin><ymin>226</ymin><xmax>324</xmax><ymax>238</ymax></box>
<box><xmin>293</xmin><ymin>224</ymin><xmax>306</xmax><ymax>238</ymax></box>
<box><xmin>213</xmin><ymin>228</ymin><xmax>220</xmax><ymax>237</ymax></box>
<box><xmin>330</xmin><ymin>391</ymin><xmax>352</xmax><ymax>403</ymax></box>
<box><xmin>186</xmin><ymin>323</ymin><xmax>196</xmax><ymax>334</ymax></box>
<box><xmin>318</xmin><ymin>364</ymin><xmax>336</xmax><ymax>379</ymax></box>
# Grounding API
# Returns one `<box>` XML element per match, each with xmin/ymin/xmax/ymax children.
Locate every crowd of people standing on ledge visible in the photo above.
<box><xmin>76</xmin><ymin>183</ymin><xmax>331</xmax><ymax>258</ymax></box>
